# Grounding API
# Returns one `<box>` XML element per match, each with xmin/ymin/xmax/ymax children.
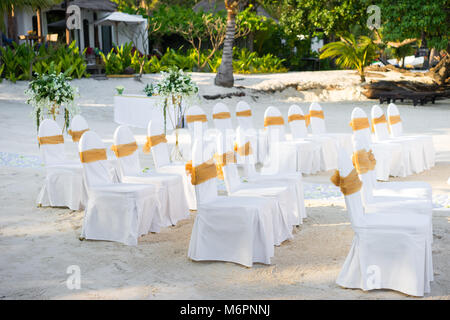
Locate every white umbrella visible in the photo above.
<box><xmin>94</xmin><ymin>12</ymin><xmax>146</xmax><ymax>45</ymax></box>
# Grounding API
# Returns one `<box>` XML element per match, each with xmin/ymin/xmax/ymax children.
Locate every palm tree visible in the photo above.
<box><xmin>319</xmin><ymin>34</ymin><xmax>378</xmax><ymax>83</ymax></box>
<box><xmin>214</xmin><ymin>0</ymin><xmax>239</xmax><ymax>88</ymax></box>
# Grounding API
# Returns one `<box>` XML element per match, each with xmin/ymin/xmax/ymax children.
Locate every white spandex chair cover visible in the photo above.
<box><xmin>308</xmin><ymin>102</ymin><xmax>353</xmax><ymax>154</ymax></box>
<box><xmin>351</xmin><ymin>118</ymin><xmax>431</xmax><ymax>200</ymax></box>
<box><xmin>79</xmin><ymin>131</ymin><xmax>162</xmax><ymax>245</ymax></box>
<box><xmin>113</xmin><ymin>125</ymin><xmax>189</xmax><ymax>227</ymax></box>
<box><xmin>351</xmin><ymin>107</ymin><xmax>404</xmax><ymax>180</ymax></box>
<box><xmin>148</xmin><ymin>120</ymin><xmax>197</xmax><ymax>210</ymax></box>
<box><xmin>263</xmin><ymin>106</ymin><xmax>320</xmax><ymax>175</ymax></box>
<box><xmin>352</xmin><ymin>134</ymin><xmax>432</xmax><ymax>219</ymax></box>
<box><xmin>387</xmin><ymin>103</ymin><xmax>435</xmax><ymax>169</ymax></box>
<box><xmin>236</xmin><ymin>127</ymin><xmax>307</xmax><ymax>221</ymax></box>
<box><xmin>288</xmin><ymin>104</ymin><xmax>337</xmax><ymax>171</ymax></box>
<box><xmin>218</xmin><ymin>132</ymin><xmax>300</xmax><ymax>229</ymax></box>
<box><xmin>235</xmin><ymin>100</ymin><xmax>267</xmax><ymax>163</ymax></box>
<box><xmin>187</xmin><ymin>139</ymin><xmax>277</xmax><ymax>267</ymax></box>
<box><xmin>372</xmin><ymin>105</ymin><xmax>425</xmax><ymax>175</ymax></box>
<box><xmin>212</xmin><ymin>102</ymin><xmax>234</xmax><ymax>133</ymax></box>
<box><xmin>36</xmin><ymin>119</ymin><xmax>86</xmax><ymax>210</ymax></box>
<box><xmin>335</xmin><ymin>149</ymin><xmax>433</xmax><ymax>297</ymax></box>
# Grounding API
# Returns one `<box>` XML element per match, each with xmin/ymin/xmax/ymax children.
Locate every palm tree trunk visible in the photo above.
<box><xmin>215</xmin><ymin>3</ymin><xmax>238</xmax><ymax>88</ymax></box>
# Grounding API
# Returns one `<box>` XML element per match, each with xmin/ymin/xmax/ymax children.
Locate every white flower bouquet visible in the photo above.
<box><xmin>25</xmin><ymin>72</ymin><xmax>79</xmax><ymax>132</ymax></box>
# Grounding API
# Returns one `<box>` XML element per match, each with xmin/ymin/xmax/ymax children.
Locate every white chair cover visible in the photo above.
<box><xmin>113</xmin><ymin>125</ymin><xmax>189</xmax><ymax>227</ymax></box>
<box><xmin>308</xmin><ymin>102</ymin><xmax>353</xmax><ymax>154</ymax></box>
<box><xmin>212</xmin><ymin>102</ymin><xmax>234</xmax><ymax>133</ymax></box>
<box><xmin>235</xmin><ymin>100</ymin><xmax>268</xmax><ymax>163</ymax></box>
<box><xmin>387</xmin><ymin>103</ymin><xmax>435</xmax><ymax>169</ymax></box>
<box><xmin>288</xmin><ymin>104</ymin><xmax>337</xmax><ymax>171</ymax></box>
<box><xmin>36</xmin><ymin>119</ymin><xmax>86</xmax><ymax>210</ymax></box>
<box><xmin>352</xmin><ymin>134</ymin><xmax>432</xmax><ymax>218</ymax></box>
<box><xmin>351</xmin><ymin>107</ymin><xmax>404</xmax><ymax>179</ymax></box>
<box><xmin>148</xmin><ymin>120</ymin><xmax>197</xmax><ymax>210</ymax></box>
<box><xmin>372</xmin><ymin>105</ymin><xmax>425</xmax><ymax>175</ymax></box>
<box><xmin>263</xmin><ymin>106</ymin><xmax>320</xmax><ymax>175</ymax></box>
<box><xmin>187</xmin><ymin>139</ymin><xmax>276</xmax><ymax>267</ymax></box>
<box><xmin>218</xmin><ymin>132</ymin><xmax>300</xmax><ymax>230</ymax></box>
<box><xmin>335</xmin><ymin>148</ymin><xmax>433</xmax><ymax>297</ymax></box>
<box><xmin>79</xmin><ymin>130</ymin><xmax>161</xmax><ymax>246</ymax></box>
<box><xmin>185</xmin><ymin>105</ymin><xmax>218</xmax><ymax>154</ymax></box>
<box><xmin>236</xmin><ymin>127</ymin><xmax>307</xmax><ymax>222</ymax></box>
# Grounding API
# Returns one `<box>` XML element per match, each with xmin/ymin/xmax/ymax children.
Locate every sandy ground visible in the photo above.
<box><xmin>0</xmin><ymin>70</ymin><xmax>449</xmax><ymax>299</ymax></box>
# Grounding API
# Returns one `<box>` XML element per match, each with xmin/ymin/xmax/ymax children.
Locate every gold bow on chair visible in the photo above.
<box><xmin>349</xmin><ymin>118</ymin><xmax>370</xmax><ymax>131</ymax></box>
<box><xmin>79</xmin><ymin>148</ymin><xmax>107</xmax><ymax>163</ymax></box>
<box><xmin>186</xmin><ymin>114</ymin><xmax>207</xmax><ymax>123</ymax></box>
<box><xmin>185</xmin><ymin>159</ymin><xmax>217</xmax><ymax>185</ymax></box>
<box><xmin>371</xmin><ymin>114</ymin><xmax>387</xmax><ymax>132</ymax></box>
<box><xmin>352</xmin><ymin>149</ymin><xmax>377</xmax><ymax>174</ymax></box>
<box><xmin>264</xmin><ymin>116</ymin><xmax>284</xmax><ymax>127</ymax></box>
<box><xmin>111</xmin><ymin>141</ymin><xmax>138</xmax><ymax>158</ymax></box>
<box><xmin>388</xmin><ymin>115</ymin><xmax>401</xmax><ymax>126</ymax></box>
<box><xmin>68</xmin><ymin>129</ymin><xmax>89</xmax><ymax>142</ymax></box>
<box><xmin>330</xmin><ymin>168</ymin><xmax>363</xmax><ymax>196</ymax></box>
<box><xmin>288</xmin><ymin>114</ymin><xmax>307</xmax><ymax>123</ymax></box>
<box><xmin>236</xmin><ymin>109</ymin><xmax>252</xmax><ymax>117</ymax></box>
<box><xmin>143</xmin><ymin>134</ymin><xmax>167</xmax><ymax>153</ymax></box>
<box><xmin>212</xmin><ymin>112</ymin><xmax>231</xmax><ymax>119</ymax></box>
<box><xmin>234</xmin><ymin>141</ymin><xmax>253</xmax><ymax>156</ymax></box>
<box><xmin>305</xmin><ymin>110</ymin><xmax>324</xmax><ymax>127</ymax></box>
<box><xmin>37</xmin><ymin>135</ymin><xmax>64</xmax><ymax>145</ymax></box>
<box><xmin>214</xmin><ymin>151</ymin><xmax>237</xmax><ymax>180</ymax></box>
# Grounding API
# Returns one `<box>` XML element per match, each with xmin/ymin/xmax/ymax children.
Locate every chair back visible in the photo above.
<box><xmin>371</xmin><ymin>105</ymin><xmax>390</xmax><ymax>141</ymax></box>
<box><xmin>79</xmin><ymin>131</ymin><xmax>113</xmax><ymax>187</ymax></box>
<box><xmin>113</xmin><ymin>125</ymin><xmax>141</xmax><ymax>177</ymax></box>
<box><xmin>235</xmin><ymin>100</ymin><xmax>254</xmax><ymax>129</ymax></box>
<box><xmin>69</xmin><ymin>114</ymin><xmax>89</xmax><ymax>143</ymax></box>
<box><xmin>217</xmin><ymin>133</ymin><xmax>242</xmax><ymax>194</ymax></box>
<box><xmin>38</xmin><ymin>119</ymin><xmax>66</xmax><ymax>166</ymax></box>
<box><xmin>350</xmin><ymin>107</ymin><xmax>373</xmax><ymax>146</ymax></box>
<box><xmin>185</xmin><ymin>105</ymin><xmax>208</xmax><ymax>137</ymax></box>
<box><xmin>236</xmin><ymin>127</ymin><xmax>258</xmax><ymax>177</ymax></box>
<box><xmin>192</xmin><ymin>138</ymin><xmax>218</xmax><ymax>204</ymax></box>
<box><xmin>147</xmin><ymin>120</ymin><xmax>171</xmax><ymax>168</ymax></box>
<box><xmin>212</xmin><ymin>102</ymin><xmax>233</xmax><ymax>134</ymax></box>
<box><xmin>264</xmin><ymin>106</ymin><xmax>286</xmax><ymax>142</ymax></box>
<box><xmin>336</xmin><ymin>148</ymin><xmax>365</xmax><ymax>228</ymax></box>
<box><xmin>387</xmin><ymin>103</ymin><xmax>403</xmax><ymax>137</ymax></box>
<box><xmin>309</xmin><ymin>102</ymin><xmax>326</xmax><ymax>134</ymax></box>
<box><xmin>288</xmin><ymin>104</ymin><xmax>308</xmax><ymax>139</ymax></box>
<box><xmin>352</xmin><ymin>134</ymin><xmax>374</xmax><ymax>203</ymax></box>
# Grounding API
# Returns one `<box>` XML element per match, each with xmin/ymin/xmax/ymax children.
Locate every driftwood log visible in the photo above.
<box><xmin>426</xmin><ymin>55</ymin><xmax>450</xmax><ymax>85</ymax></box>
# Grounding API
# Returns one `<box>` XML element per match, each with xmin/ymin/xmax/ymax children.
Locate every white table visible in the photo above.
<box><xmin>114</xmin><ymin>94</ymin><xmax>175</xmax><ymax>129</ymax></box>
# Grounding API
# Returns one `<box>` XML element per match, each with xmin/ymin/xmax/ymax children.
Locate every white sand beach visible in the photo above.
<box><xmin>0</xmin><ymin>70</ymin><xmax>449</xmax><ymax>299</ymax></box>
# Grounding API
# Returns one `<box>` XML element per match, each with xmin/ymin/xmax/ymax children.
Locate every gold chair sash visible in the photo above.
<box><xmin>236</xmin><ymin>110</ymin><xmax>252</xmax><ymax>117</ymax></box>
<box><xmin>352</xmin><ymin>149</ymin><xmax>377</xmax><ymax>174</ymax></box>
<box><xmin>264</xmin><ymin>116</ymin><xmax>284</xmax><ymax>127</ymax></box>
<box><xmin>214</xmin><ymin>151</ymin><xmax>237</xmax><ymax>180</ymax></box>
<box><xmin>37</xmin><ymin>135</ymin><xmax>64</xmax><ymax>145</ymax></box>
<box><xmin>79</xmin><ymin>148</ymin><xmax>107</xmax><ymax>163</ymax></box>
<box><xmin>212</xmin><ymin>112</ymin><xmax>231</xmax><ymax>119</ymax></box>
<box><xmin>309</xmin><ymin>110</ymin><xmax>325</xmax><ymax>119</ymax></box>
<box><xmin>68</xmin><ymin>129</ymin><xmax>89</xmax><ymax>142</ymax></box>
<box><xmin>234</xmin><ymin>141</ymin><xmax>253</xmax><ymax>156</ymax></box>
<box><xmin>371</xmin><ymin>114</ymin><xmax>387</xmax><ymax>132</ymax></box>
<box><xmin>111</xmin><ymin>141</ymin><xmax>138</xmax><ymax>158</ymax></box>
<box><xmin>186</xmin><ymin>114</ymin><xmax>207</xmax><ymax>123</ymax></box>
<box><xmin>185</xmin><ymin>159</ymin><xmax>217</xmax><ymax>185</ymax></box>
<box><xmin>143</xmin><ymin>134</ymin><xmax>167</xmax><ymax>153</ymax></box>
<box><xmin>349</xmin><ymin>117</ymin><xmax>370</xmax><ymax>131</ymax></box>
<box><xmin>288</xmin><ymin>114</ymin><xmax>306</xmax><ymax>122</ymax></box>
<box><xmin>388</xmin><ymin>115</ymin><xmax>401</xmax><ymax>126</ymax></box>
<box><xmin>330</xmin><ymin>168</ymin><xmax>363</xmax><ymax>196</ymax></box>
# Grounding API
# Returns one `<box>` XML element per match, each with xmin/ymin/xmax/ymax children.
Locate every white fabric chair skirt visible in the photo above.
<box><xmin>81</xmin><ymin>184</ymin><xmax>162</xmax><ymax>246</ymax></box>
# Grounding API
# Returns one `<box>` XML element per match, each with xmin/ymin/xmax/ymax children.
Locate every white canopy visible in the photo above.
<box><xmin>94</xmin><ymin>12</ymin><xmax>146</xmax><ymax>26</ymax></box>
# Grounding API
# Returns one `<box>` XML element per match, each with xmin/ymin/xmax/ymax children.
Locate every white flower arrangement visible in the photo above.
<box><xmin>151</xmin><ymin>68</ymin><xmax>199</xmax><ymax>133</ymax></box>
<box><xmin>25</xmin><ymin>72</ymin><xmax>79</xmax><ymax>132</ymax></box>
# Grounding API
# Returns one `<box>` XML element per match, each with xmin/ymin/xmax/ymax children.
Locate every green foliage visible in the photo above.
<box><xmin>376</xmin><ymin>0</ymin><xmax>449</xmax><ymax>51</ymax></box>
<box><xmin>0</xmin><ymin>41</ymin><xmax>89</xmax><ymax>82</ymax></box>
<box><xmin>388</xmin><ymin>44</ymin><xmax>417</xmax><ymax>67</ymax></box>
<box><xmin>233</xmin><ymin>48</ymin><xmax>288</xmax><ymax>74</ymax></box>
<box><xmin>320</xmin><ymin>34</ymin><xmax>378</xmax><ymax>82</ymax></box>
